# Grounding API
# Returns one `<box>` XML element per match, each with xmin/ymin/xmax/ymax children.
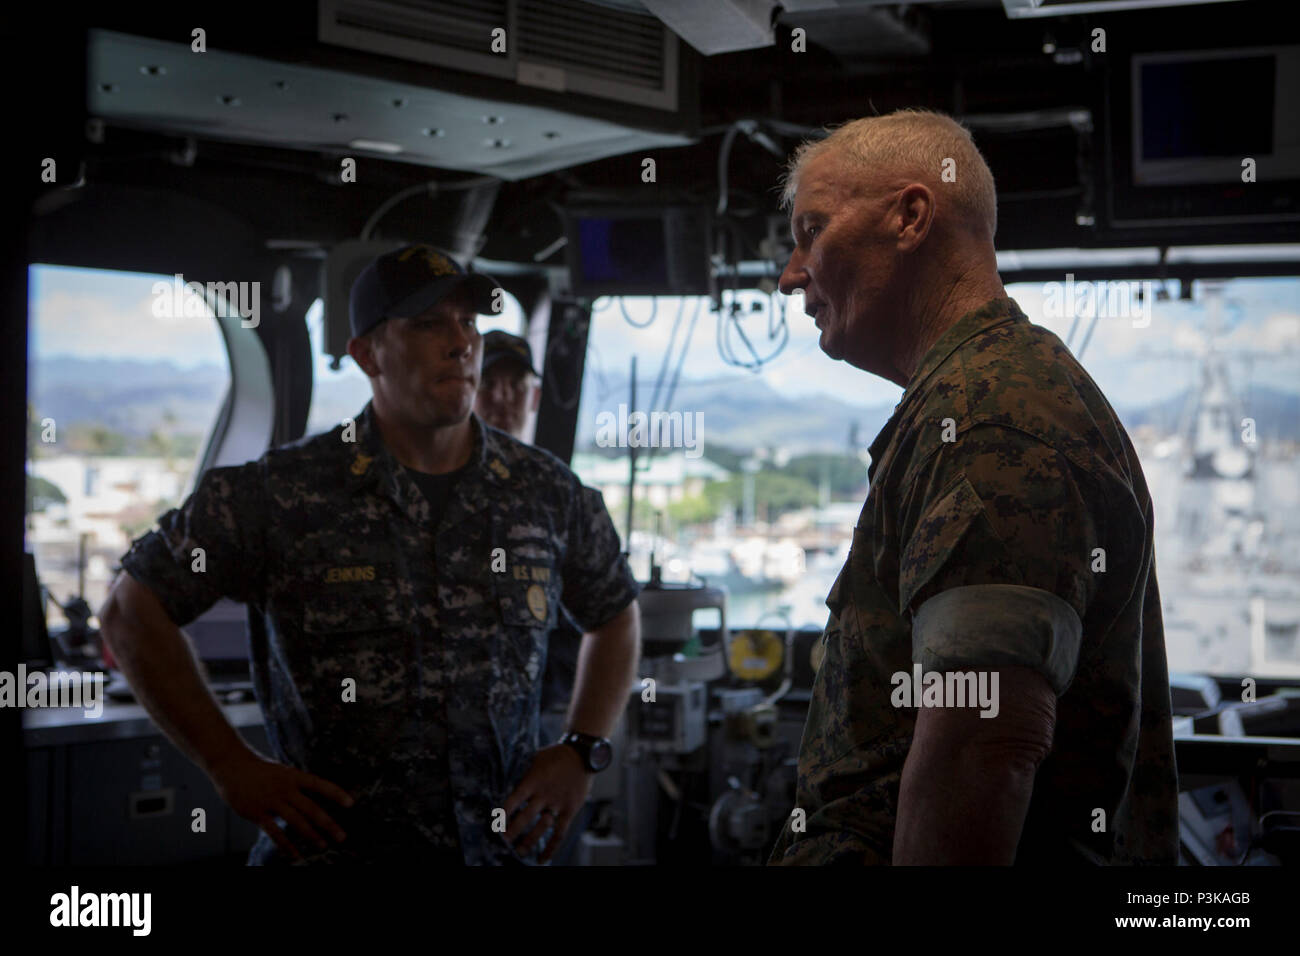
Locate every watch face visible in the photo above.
<box><xmin>589</xmin><ymin>739</ymin><xmax>612</xmax><ymax>771</ymax></box>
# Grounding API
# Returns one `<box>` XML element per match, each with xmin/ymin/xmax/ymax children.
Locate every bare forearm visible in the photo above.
<box><xmin>892</xmin><ymin>662</ymin><xmax>1056</xmax><ymax>864</ymax></box>
<box><xmin>893</xmin><ymin>746</ymin><xmax>1037</xmax><ymax>864</ymax></box>
<box><xmin>565</xmin><ymin>602</ymin><xmax>640</xmax><ymax>738</ymax></box>
<box><xmin>100</xmin><ymin>576</ymin><xmax>254</xmax><ymax>778</ymax></box>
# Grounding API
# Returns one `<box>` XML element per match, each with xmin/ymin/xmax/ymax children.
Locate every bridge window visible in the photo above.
<box><xmin>25</xmin><ymin>265</ymin><xmax>231</xmax><ymax>632</ymax></box>
<box><xmin>574</xmin><ymin>291</ymin><xmax>902</xmax><ymax>631</ymax></box>
<box><xmin>574</xmin><ymin>277</ymin><xmax>1300</xmax><ymax>678</ymax></box>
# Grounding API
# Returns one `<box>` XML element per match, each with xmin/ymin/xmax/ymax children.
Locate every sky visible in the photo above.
<box><xmin>29</xmin><ymin>265</ymin><xmax>230</xmax><ymax>369</ymax></box>
<box><xmin>570</xmin><ymin>277</ymin><xmax>1300</xmax><ymax>412</ymax></box>
<box><xmin>28</xmin><ymin>264</ymin><xmax>1300</xmax><ymax>418</ymax></box>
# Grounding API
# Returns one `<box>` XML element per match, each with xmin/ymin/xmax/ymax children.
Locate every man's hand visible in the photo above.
<box><xmin>210</xmin><ymin>750</ymin><xmax>354</xmax><ymax>862</ymax></box>
<box><xmin>502</xmin><ymin>744</ymin><xmax>593</xmax><ymax>863</ymax></box>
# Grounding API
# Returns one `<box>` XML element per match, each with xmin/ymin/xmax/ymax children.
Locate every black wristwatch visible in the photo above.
<box><xmin>559</xmin><ymin>731</ymin><xmax>613</xmax><ymax>773</ymax></box>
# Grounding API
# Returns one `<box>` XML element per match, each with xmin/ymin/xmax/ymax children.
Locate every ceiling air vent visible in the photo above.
<box><xmin>517</xmin><ymin>0</ymin><xmax>668</xmax><ymax>91</ymax></box>
<box><xmin>319</xmin><ymin>0</ymin><xmax>679</xmax><ymax>111</ymax></box>
<box><xmin>327</xmin><ymin>0</ymin><xmax>507</xmax><ymax>55</ymax></box>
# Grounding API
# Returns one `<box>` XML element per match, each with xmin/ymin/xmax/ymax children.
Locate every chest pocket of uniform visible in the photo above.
<box><xmin>496</xmin><ymin>575</ymin><xmax>558</xmax><ymax>634</ymax></box>
<box><xmin>493</xmin><ymin>570</ymin><xmax>558</xmax><ymax>687</ymax></box>
<box><xmin>897</xmin><ymin>475</ymin><xmax>992</xmax><ymax>619</ymax></box>
<box><xmin>496</xmin><ymin>547</ymin><xmax>560</xmax><ymax>626</ymax></box>
<box><xmin>489</xmin><ymin>573</ymin><xmax>557</xmax><ymax>784</ymax></box>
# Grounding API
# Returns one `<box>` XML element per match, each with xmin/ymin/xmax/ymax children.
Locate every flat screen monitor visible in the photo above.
<box><xmin>1100</xmin><ymin>44</ymin><xmax>1300</xmax><ymax>233</ymax></box>
<box><xmin>1132</xmin><ymin>46</ymin><xmax>1300</xmax><ymax>188</ymax></box>
<box><xmin>564</xmin><ymin>204</ymin><xmax>711</xmax><ymax>297</ymax></box>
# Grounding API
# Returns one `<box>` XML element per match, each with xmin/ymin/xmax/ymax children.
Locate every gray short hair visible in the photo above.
<box><xmin>779</xmin><ymin>108</ymin><xmax>997</xmax><ymax>240</ymax></box>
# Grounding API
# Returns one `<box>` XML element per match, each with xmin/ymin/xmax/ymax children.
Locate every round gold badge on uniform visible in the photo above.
<box><xmin>526</xmin><ymin>584</ymin><xmax>548</xmax><ymax>622</ymax></box>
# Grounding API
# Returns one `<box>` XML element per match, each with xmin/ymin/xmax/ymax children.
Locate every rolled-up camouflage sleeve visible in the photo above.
<box><xmin>895</xmin><ymin>425</ymin><xmax>1104</xmax><ymax>695</ymax></box>
<box><xmin>119</xmin><ymin>461</ymin><xmax>268</xmax><ymax>627</ymax></box>
<box><xmin>560</xmin><ymin>484</ymin><xmax>641</xmax><ymax>633</ymax></box>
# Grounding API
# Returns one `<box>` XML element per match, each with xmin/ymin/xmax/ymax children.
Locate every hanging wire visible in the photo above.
<box><xmin>646</xmin><ymin>298</ymin><xmax>688</xmax><ymax>416</ymax></box>
<box><xmin>716</xmin><ymin>124</ymin><xmax>743</xmax><ymax>217</ymax></box>
<box><xmin>642</xmin><ymin>297</ymin><xmax>704</xmax><ymax>468</ymax></box>
<box><xmin>584</xmin><ymin>337</ymin><xmax>610</xmax><ymax>406</ymax></box>
<box><xmin>660</xmin><ymin>299</ymin><xmax>704</xmax><ymax>416</ymax></box>
<box><xmin>359</xmin><ymin>175</ymin><xmax>499</xmax><ymax>240</ymax></box>
<box><xmin>717</xmin><ymin>119</ymin><xmax>786</xmax><ymax>218</ymax></box>
<box><xmin>1075</xmin><ymin>311</ymin><xmax>1100</xmax><ymax>361</ymax></box>
<box><xmin>717</xmin><ymin>288</ymin><xmax>789</xmax><ymax>371</ymax></box>
<box><xmin>769</xmin><ymin>289</ymin><xmax>786</xmax><ymax>340</ymax></box>
<box><xmin>708</xmin><ymin>215</ymin><xmax>788</xmax><ymax>372</ymax></box>
<box><xmin>619</xmin><ymin>295</ymin><xmax>657</xmax><ymax>329</ymax></box>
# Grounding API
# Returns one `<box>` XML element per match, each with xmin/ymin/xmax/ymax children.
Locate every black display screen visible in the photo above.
<box><xmin>1140</xmin><ymin>56</ymin><xmax>1274</xmax><ymax>160</ymax></box>
<box><xmin>565</xmin><ymin>204</ymin><xmax>711</xmax><ymax>296</ymax></box>
<box><xmin>576</xmin><ymin>216</ymin><xmax>670</xmax><ymax>287</ymax></box>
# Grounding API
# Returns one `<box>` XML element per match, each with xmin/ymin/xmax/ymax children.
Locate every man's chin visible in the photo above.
<box><xmin>818</xmin><ymin>328</ymin><xmax>844</xmax><ymax>361</ymax></box>
<box><xmin>422</xmin><ymin>396</ymin><xmax>474</xmax><ymax>427</ymax></box>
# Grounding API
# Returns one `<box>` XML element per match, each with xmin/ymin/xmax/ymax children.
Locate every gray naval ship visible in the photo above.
<box><xmin>1136</xmin><ymin>282</ymin><xmax>1300</xmax><ymax>681</ymax></box>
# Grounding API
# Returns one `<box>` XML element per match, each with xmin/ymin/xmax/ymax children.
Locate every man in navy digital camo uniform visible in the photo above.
<box><xmin>101</xmin><ymin>244</ymin><xmax>642</xmax><ymax>865</ymax></box>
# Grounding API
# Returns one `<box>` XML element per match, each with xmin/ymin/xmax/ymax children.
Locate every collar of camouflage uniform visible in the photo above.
<box><xmin>897</xmin><ymin>296</ymin><xmax>1028</xmax><ymax>419</ymax></box>
<box><xmin>861</xmin><ymin>297</ymin><xmax>1027</xmax><ymax>480</ymax></box>
<box><xmin>342</xmin><ymin>401</ymin><xmax>514</xmax><ymax>513</ymax></box>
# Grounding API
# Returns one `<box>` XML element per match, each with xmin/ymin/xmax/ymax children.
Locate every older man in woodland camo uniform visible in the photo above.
<box><xmin>768</xmin><ymin>109</ymin><xmax>1178</xmax><ymax>865</ymax></box>
<box><xmin>101</xmin><ymin>244</ymin><xmax>641</xmax><ymax>865</ymax></box>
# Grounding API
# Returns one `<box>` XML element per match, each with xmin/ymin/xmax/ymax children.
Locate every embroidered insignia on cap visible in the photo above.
<box><xmin>398</xmin><ymin>244</ymin><xmax>456</xmax><ymax>277</ymax></box>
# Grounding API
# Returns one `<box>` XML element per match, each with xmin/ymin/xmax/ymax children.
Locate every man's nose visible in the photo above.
<box><xmin>445</xmin><ymin>321</ymin><xmax>473</xmax><ymax>357</ymax></box>
<box><xmin>778</xmin><ymin>253</ymin><xmax>807</xmax><ymax>297</ymax></box>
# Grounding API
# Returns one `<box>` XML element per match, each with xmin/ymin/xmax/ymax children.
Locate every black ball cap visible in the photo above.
<box><xmin>481</xmin><ymin>330</ymin><xmax>539</xmax><ymax>377</ymax></box>
<box><xmin>349</xmin><ymin>243</ymin><xmax>500</xmax><ymax>339</ymax></box>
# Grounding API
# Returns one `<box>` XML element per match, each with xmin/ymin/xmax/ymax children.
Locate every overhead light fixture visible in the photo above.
<box><xmin>1003</xmin><ymin>0</ymin><xmax>1244</xmax><ymax>17</ymax></box>
<box><xmin>349</xmin><ymin>139</ymin><xmax>403</xmax><ymax>154</ymax></box>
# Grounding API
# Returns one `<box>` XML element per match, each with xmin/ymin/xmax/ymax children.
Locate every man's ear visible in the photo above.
<box><xmin>347</xmin><ymin>332</ymin><xmax>381</xmax><ymax>378</ymax></box>
<box><xmin>895</xmin><ymin>182</ymin><xmax>936</xmax><ymax>253</ymax></box>
<box><xmin>530</xmin><ymin>378</ymin><xmax>542</xmax><ymax>413</ymax></box>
